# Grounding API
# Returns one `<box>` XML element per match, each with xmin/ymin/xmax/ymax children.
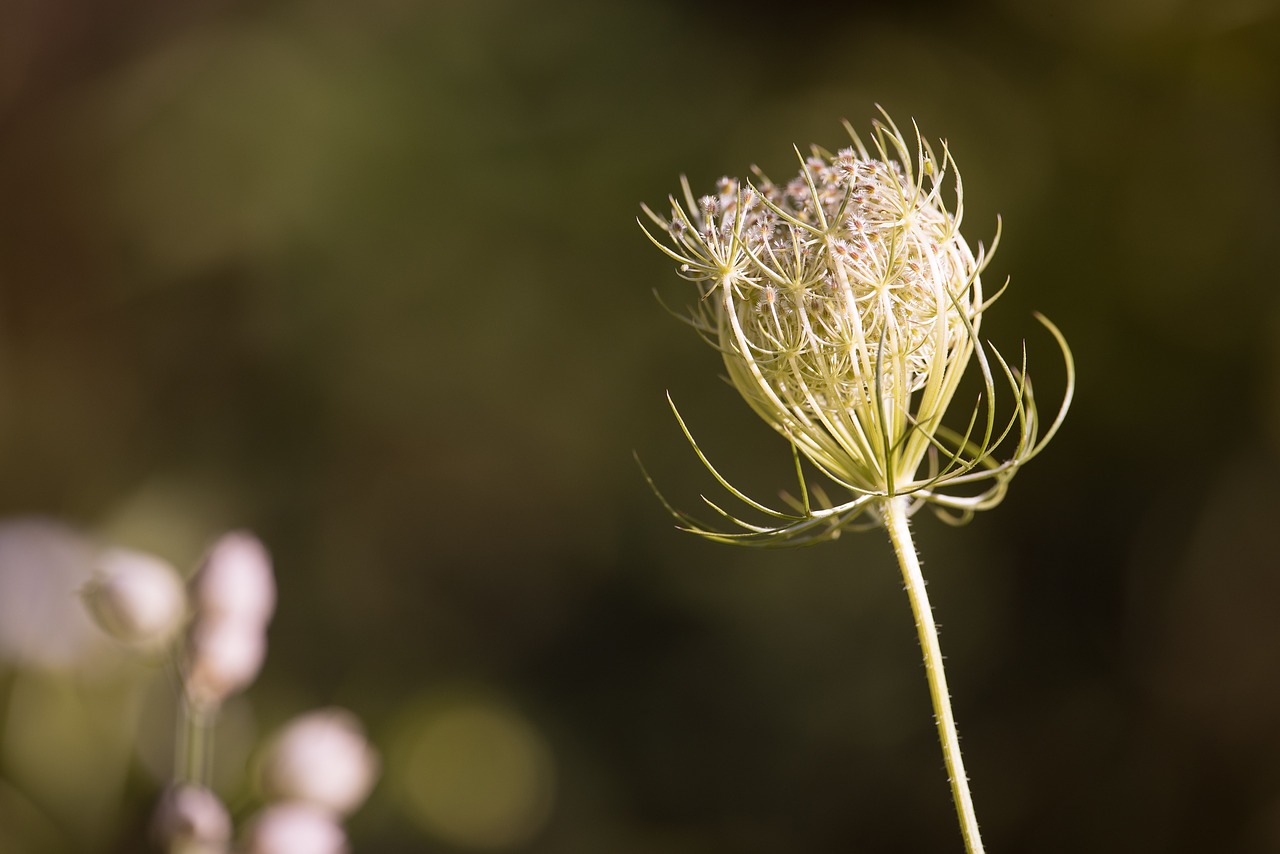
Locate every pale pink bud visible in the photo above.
<box><xmin>0</xmin><ymin>518</ymin><xmax>103</xmax><ymax>667</ymax></box>
<box><xmin>259</xmin><ymin>708</ymin><xmax>379</xmax><ymax>816</ymax></box>
<box><xmin>152</xmin><ymin>784</ymin><xmax>231</xmax><ymax>853</ymax></box>
<box><xmin>81</xmin><ymin>548</ymin><xmax>187</xmax><ymax>647</ymax></box>
<box><xmin>185</xmin><ymin>618</ymin><xmax>267</xmax><ymax>708</ymax></box>
<box><xmin>240</xmin><ymin>803</ymin><xmax>348</xmax><ymax>854</ymax></box>
<box><xmin>190</xmin><ymin>531</ymin><xmax>275</xmax><ymax>627</ymax></box>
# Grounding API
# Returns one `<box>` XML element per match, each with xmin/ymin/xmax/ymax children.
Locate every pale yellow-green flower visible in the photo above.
<box><xmin>641</xmin><ymin>112</ymin><xmax>1073</xmax><ymax>545</ymax></box>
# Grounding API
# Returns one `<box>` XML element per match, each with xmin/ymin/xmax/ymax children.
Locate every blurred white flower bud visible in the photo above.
<box><xmin>185</xmin><ymin>617</ymin><xmax>267</xmax><ymax>708</ymax></box>
<box><xmin>241</xmin><ymin>802</ymin><xmax>348</xmax><ymax>854</ymax></box>
<box><xmin>0</xmin><ymin>518</ymin><xmax>104</xmax><ymax>668</ymax></box>
<box><xmin>190</xmin><ymin>531</ymin><xmax>275</xmax><ymax>627</ymax></box>
<box><xmin>258</xmin><ymin>708</ymin><xmax>380</xmax><ymax>816</ymax></box>
<box><xmin>80</xmin><ymin>548</ymin><xmax>187</xmax><ymax>647</ymax></box>
<box><xmin>152</xmin><ymin>784</ymin><xmax>231</xmax><ymax>854</ymax></box>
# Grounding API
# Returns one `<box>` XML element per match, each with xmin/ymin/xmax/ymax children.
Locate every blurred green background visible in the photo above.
<box><xmin>2</xmin><ymin>0</ymin><xmax>1279</xmax><ymax>851</ymax></box>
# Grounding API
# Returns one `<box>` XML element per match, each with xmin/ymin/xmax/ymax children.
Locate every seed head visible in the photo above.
<box><xmin>639</xmin><ymin>111</ymin><xmax>1074</xmax><ymax>545</ymax></box>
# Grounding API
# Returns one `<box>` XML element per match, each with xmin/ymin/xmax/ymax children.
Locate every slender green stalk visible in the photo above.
<box><xmin>168</xmin><ymin>651</ymin><xmax>215</xmax><ymax>789</ymax></box>
<box><xmin>180</xmin><ymin>700</ymin><xmax>215</xmax><ymax>788</ymax></box>
<box><xmin>881</xmin><ymin>495</ymin><xmax>984</xmax><ymax>854</ymax></box>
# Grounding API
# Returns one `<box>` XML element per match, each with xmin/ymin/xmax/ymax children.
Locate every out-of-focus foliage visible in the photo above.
<box><xmin>1</xmin><ymin>0</ymin><xmax>1279</xmax><ymax>852</ymax></box>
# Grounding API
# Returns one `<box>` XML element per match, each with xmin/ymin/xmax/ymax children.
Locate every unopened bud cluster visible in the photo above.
<box><xmin>185</xmin><ymin>532</ymin><xmax>275</xmax><ymax>709</ymax></box>
<box><xmin>76</xmin><ymin>528</ymin><xmax>380</xmax><ymax>852</ymax></box>
<box><xmin>153</xmin><ymin>705</ymin><xmax>381</xmax><ymax>854</ymax></box>
<box><xmin>642</xmin><ymin>113</ymin><xmax>1073</xmax><ymax>543</ymax></box>
<box><xmin>682</xmin><ymin>150</ymin><xmax>972</xmax><ymax>407</ymax></box>
<box><xmin>646</xmin><ymin>117</ymin><xmax>983</xmax><ymax>496</ymax></box>
<box><xmin>240</xmin><ymin>708</ymin><xmax>380</xmax><ymax>854</ymax></box>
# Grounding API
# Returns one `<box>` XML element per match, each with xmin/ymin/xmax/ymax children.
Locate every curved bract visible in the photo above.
<box><xmin>641</xmin><ymin>112</ymin><xmax>1073</xmax><ymax>546</ymax></box>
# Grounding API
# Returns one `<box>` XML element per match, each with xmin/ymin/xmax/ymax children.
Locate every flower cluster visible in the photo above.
<box><xmin>185</xmin><ymin>532</ymin><xmax>276</xmax><ymax>709</ymax></box>
<box><xmin>80</xmin><ymin>531</ymin><xmax>380</xmax><ymax>854</ymax></box>
<box><xmin>641</xmin><ymin>113</ymin><xmax>1072</xmax><ymax>545</ymax></box>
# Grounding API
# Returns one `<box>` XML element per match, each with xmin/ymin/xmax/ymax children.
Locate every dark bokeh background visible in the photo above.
<box><xmin>2</xmin><ymin>0</ymin><xmax>1279</xmax><ymax>851</ymax></box>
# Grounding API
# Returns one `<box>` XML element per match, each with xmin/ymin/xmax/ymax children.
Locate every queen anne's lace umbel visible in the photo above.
<box><xmin>642</xmin><ymin>114</ymin><xmax>1072</xmax><ymax>545</ymax></box>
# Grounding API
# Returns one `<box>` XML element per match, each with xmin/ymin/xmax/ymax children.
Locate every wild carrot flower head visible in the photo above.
<box><xmin>640</xmin><ymin>112</ymin><xmax>1073</xmax><ymax>545</ymax></box>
